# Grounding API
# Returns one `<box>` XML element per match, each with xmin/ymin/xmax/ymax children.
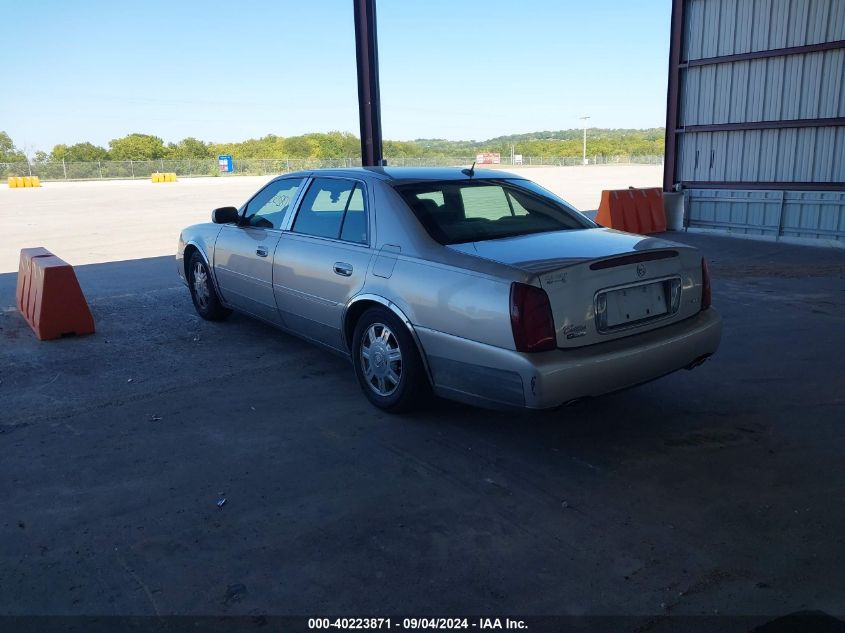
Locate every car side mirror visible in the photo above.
<box><xmin>212</xmin><ymin>206</ymin><xmax>239</xmax><ymax>224</ymax></box>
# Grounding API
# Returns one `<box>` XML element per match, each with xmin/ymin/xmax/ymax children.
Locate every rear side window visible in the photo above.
<box><xmin>394</xmin><ymin>179</ymin><xmax>590</xmax><ymax>244</ymax></box>
<box><xmin>340</xmin><ymin>186</ymin><xmax>367</xmax><ymax>244</ymax></box>
<box><xmin>292</xmin><ymin>178</ymin><xmax>368</xmax><ymax>244</ymax></box>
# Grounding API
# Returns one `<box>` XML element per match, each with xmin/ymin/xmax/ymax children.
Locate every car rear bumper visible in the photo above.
<box><xmin>416</xmin><ymin>308</ymin><xmax>722</xmax><ymax>410</ymax></box>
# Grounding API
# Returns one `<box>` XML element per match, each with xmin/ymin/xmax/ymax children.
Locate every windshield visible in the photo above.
<box><xmin>393</xmin><ymin>178</ymin><xmax>593</xmax><ymax>245</ymax></box>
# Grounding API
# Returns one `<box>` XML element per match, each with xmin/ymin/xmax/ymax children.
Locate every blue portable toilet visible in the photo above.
<box><xmin>218</xmin><ymin>155</ymin><xmax>233</xmax><ymax>173</ymax></box>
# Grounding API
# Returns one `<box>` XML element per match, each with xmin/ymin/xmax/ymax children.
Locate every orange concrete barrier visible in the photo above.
<box><xmin>596</xmin><ymin>190</ymin><xmax>627</xmax><ymax>231</ymax></box>
<box><xmin>643</xmin><ymin>188</ymin><xmax>666</xmax><ymax>232</ymax></box>
<box><xmin>16</xmin><ymin>248</ymin><xmax>95</xmax><ymax>340</ymax></box>
<box><xmin>15</xmin><ymin>247</ymin><xmax>51</xmax><ymax>313</ymax></box>
<box><xmin>629</xmin><ymin>189</ymin><xmax>650</xmax><ymax>233</ymax></box>
<box><xmin>595</xmin><ymin>187</ymin><xmax>667</xmax><ymax>234</ymax></box>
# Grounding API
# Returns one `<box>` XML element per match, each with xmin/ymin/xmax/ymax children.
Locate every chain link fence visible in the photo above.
<box><xmin>0</xmin><ymin>155</ymin><xmax>663</xmax><ymax>181</ymax></box>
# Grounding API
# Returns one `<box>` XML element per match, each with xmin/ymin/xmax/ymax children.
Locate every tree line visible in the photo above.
<box><xmin>1</xmin><ymin>128</ymin><xmax>665</xmax><ymax>164</ymax></box>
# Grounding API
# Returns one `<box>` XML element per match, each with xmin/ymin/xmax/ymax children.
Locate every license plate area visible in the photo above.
<box><xmin>595</xmin><ymin>277</ymin><xmax>681</xmax><ymax>333</ymax></box>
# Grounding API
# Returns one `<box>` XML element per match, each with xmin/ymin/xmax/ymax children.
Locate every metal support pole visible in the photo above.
<box><xmin>353</xmin><ymin>0</ymin><xmax>383</xmax><ymax>167</ymax></box>
<box><xmin>664</xmin><ymin>0</ymin><xmax>685</xmax><ymax>192</ymax></box>
<box><xmin>62</xmin><ymin>158</ymin><xmax>67</xmax><ymax>180</ymax></box>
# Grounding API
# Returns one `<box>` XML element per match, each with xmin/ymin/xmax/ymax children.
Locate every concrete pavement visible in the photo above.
<box><xmin>0</xmin><ymin>166</ymin><xmax>662</xmax><ymax>273</ymax></box>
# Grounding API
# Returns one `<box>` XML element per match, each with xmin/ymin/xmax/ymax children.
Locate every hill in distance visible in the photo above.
<box><xmin>409</xmin><ymin>128</ymin><xmax>665</xmax><ymax>157</ymax></box>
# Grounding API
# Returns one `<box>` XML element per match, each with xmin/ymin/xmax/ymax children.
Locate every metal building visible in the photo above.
<box><xmin>664</xmin><ymin>0</ymin><xmax>845</xmax><ymax>245</ymax></box>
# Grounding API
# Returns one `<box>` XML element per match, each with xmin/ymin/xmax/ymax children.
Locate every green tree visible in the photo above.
<box><xmin>306</xmin><ymin>131</ymin><xmax>359</xmax><ymax>159</ymax></box>
<box><xmin>51</xmin><ymin>142</ymin><xmax>109</xmax><ymax>162</ymax></box>
<box><xmin>207</xmin><ymin>142</ymin><xmax>240</xmax><ymax>158</ymax></box>
<box><xmin>108</xmin><ymin>133</ymin><xmax>167</xmax><ymax>160</ymax></box>
<box><xmin>22</xmin><ymin>127</ymin><xmax>664</xmax><ymax>165</ymax></box>
<box><xmin>167</xmin><ymin>137</ymin><xmax>211</xmax><ymax>159</ymax></box>
<box><xmin>384</xmin><ymin>139</ymin><xmax>423</xmax><ymax>159</ymax></box>
<box><xmin>283</xmin><ymin>135</ymin><xmax>319</xmax><ymax>158</ymax></box>
<box><xmin>0</xmin><ymin>131</ymin><xmax>27</xmax><ymax>162</ymax></box>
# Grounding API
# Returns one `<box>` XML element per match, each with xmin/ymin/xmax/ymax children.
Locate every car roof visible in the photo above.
<box><xmin>276</xmin><ymin>166</ymin><xmax>522</xmax><ymax>183</ymax></box>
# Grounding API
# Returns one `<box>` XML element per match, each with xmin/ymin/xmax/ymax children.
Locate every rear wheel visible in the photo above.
<box><xmin>352</xmin><ymin>307</ymin><xmax>427</xmax><ymax>413</ymax></box>
<box><xmin>188</xmin><ymin>251</ymin><xmax>230</xmax><ymax>321</ymax></box>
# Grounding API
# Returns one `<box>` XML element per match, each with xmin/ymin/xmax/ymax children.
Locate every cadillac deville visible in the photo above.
<box><xmin>177</xmin><ymin>167</ymin><xmax>721</xmax><ymax>412</ymax></box>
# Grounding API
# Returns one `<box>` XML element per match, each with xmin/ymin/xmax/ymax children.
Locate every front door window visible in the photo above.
<box><xmin>242</xmin><ymin>178</ymin><xmax>304</xmax><ymax>229</ymax></box>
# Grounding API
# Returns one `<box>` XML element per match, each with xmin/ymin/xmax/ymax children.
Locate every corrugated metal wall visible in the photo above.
<box><xmin>679</xmin><ymin>127</ymin><xmax>845</xmax><ymax>182</ymax></box>
<box><xmin>687</xmin><ymin>189</ymin><xmax>845</xmax><ymax>242</ymax></box>
<box><xmin>681</xmin><ymin>49</ymin><xmax>845</xmax><ymax>125</ymax></box>
<box><xmin>670</xmin><ymin>0</ymin><xmax>845</xmax><ymax>244</ymax></box>
<box><xmin>684</xmin><ymin>0</ymin><xmax>845</xmax><ymax>58</ymax></box>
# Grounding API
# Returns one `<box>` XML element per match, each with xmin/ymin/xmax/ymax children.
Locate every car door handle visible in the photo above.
<box><xmin>333</xmin><ymin>262</ymin><xmax>353</xmax><ymax>277</ymax></box>
<box><xmin>256</xmin><ymin>246</ymin><xmax>268</xmax><ymax>257</ymax></box>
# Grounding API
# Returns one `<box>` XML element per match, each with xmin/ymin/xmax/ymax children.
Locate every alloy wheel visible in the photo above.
<box><xmin>360</xmin><ymin>322</ymin><xmax>403</xmax><ymax>396</ymax></box>
<box><xmin>192</xmin><ymin>261</ymin><xmax>210</xmax><ymax>311</ymax></box>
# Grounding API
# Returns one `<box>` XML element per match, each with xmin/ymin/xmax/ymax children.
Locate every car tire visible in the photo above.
<box><xmin>352</xmin><ymin>307</ymin><xmax>428</xmax><ymax>413</ymax></box>
<box><xmin>187</xmin><ymin>251</ymin><xmax>231</xmax><ymax>321</ymax></box>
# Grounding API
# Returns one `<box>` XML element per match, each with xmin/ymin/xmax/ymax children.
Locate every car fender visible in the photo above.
<box><xmin>182</xmin><ymin>230</ymin><xmax>227</xmax><ymax>306</ymax></box>
<box><xmin>343</xmin><ymin>293</ymin><xmax>434</xmax><ymax>385</ymax></box>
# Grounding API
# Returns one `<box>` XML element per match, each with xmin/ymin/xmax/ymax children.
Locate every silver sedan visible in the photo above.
<box><xmin>177</xmin><ymin>167</ymin><xmax>721</xmax><ymax>412</ymax></box>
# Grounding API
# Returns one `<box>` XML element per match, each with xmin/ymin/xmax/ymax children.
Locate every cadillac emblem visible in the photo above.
<box><xmin>563</xmin><ymin>324</ymin><xmax>587</xmax><ymax>339</ymax></box>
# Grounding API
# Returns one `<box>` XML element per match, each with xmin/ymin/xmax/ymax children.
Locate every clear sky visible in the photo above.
<box><xmin>1</xmin><ymin>0</ymin><xmax>670</xmax><ymax>154</ymax></box>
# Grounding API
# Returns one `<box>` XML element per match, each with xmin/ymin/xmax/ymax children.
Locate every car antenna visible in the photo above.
<box><xmin>461</xmin><ymin>161</ymin><xmax>476</xmax><ymax>178</ymax></box>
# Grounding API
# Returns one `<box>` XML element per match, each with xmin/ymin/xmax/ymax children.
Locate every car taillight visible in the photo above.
<box><xmin>510</xmin><ymin>282</ymin><xmax>556</xmax><ymax>352</ymax></box>
<box><xmin>701</xmin><ymin>257</ymin><xmax>712</xmax><ymax>310</ymax></box>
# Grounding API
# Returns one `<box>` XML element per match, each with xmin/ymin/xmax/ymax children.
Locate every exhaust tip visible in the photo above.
<box><xmin>685</xmin><ymin>354</ymin><xmax>712</xmax><ymax>370</ymax></box>
<box><xmin>561</xmin><ymin>396</ymin><xmax>591</xmax><ymax>408</ymax></box>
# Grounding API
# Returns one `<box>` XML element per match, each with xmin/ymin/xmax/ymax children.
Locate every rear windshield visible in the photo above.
<box><xmin>393</xmin><ymin>179</ymin><xmax>592</xmax><ymax>244</ymax></box>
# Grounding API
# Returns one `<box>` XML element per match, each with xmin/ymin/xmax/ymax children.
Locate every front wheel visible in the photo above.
<box><xmin>351</xmin><ymin>307</ymin><xmax>428</xmax><ymax>413</ymax></box>
<box><xmin>187</xmin><ymin>251</ymin><xmax>230</xmax><ymax>321</ymax></box>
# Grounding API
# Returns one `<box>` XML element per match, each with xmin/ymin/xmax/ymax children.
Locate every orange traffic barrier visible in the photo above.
<box><xmin>631</xmin><ymin>189</ymin><xmax>652</xmax><ymax>233</ymax></box>
<box><xmin>15</xmin><ymin>247</ymin><xmax>51</xmax><ymax>312</ymax></box>
<box><xmin>646</xmin><ymin>188</ymin><xmax>666</xmax><ymax>231</ymax></box>
<box><xmin>595</xmin><ymin>187</ymin><xmax>667</xmax><ymax>234</ymax></box>
<box><xmin>16</xmin><ymin>248</ymin><xmax>95</xmax><ymax>340</ymax></box>
<box><xmin>596</xmin><ymin>190</ymin><xmax>627</xmax><ymax>231</ymax></box>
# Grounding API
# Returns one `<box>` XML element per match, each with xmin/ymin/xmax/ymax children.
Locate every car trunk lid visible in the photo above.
<box><xmin>448</xmin><ymin>228</ymin><xmax>703</xmax><ymax>348</ymax></box>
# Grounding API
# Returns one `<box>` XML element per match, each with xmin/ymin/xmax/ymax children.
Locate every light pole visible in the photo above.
<box><xmin>579</xmin><ymin>116</ymin><xmax>590</xmax><ymax>165</ymax></box>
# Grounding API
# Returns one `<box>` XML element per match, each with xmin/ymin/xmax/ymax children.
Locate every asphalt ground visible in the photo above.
<box><xmin>1</xmin><ymin>229</ymin><xmax>844</xmax><ymax>626</ymax></box>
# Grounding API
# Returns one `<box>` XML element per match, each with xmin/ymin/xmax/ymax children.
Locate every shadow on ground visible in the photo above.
<box><xmin>1</xmin><ymin>235</ymin><xmax>844</xmax><ymax>619</ymax></box>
